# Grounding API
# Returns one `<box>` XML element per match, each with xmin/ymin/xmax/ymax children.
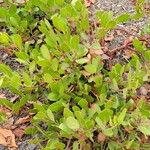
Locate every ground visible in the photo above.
<box><xmin>0</xmin><ymin>0</ymin><xmax>149</xmax><ymax>149</ymax></box>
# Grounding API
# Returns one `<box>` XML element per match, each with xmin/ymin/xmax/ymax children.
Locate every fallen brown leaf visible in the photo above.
<box><xmin>13</xmin><ymin>128</ymin><xmax>24</xmax><ymax>139</ymax></box>
<box><xmin>90</xmin><ymin>49</ymin><xmax>104</xmax><ymax>55</ymax></box>
<box><xmin>0</xmin><ymin>94</ymin><xmax>6</xmax><ymax>99</ymax></box>
<box><xmin>2</xmin><ymin>117</ymin><xmax>14</xmax><ymax>129</ymax></box>
<box><xmin>90</xmin><ymin>103</ymin><xmax>97</xmax><ymax>110</ymax></box>
<box><xmin>97</xmin><ymin>132</ymin><xmax>106</xmax><ymax>143</ymax></box>
<box><xmin>101</xmin><ymin>54</ymin><xmax>110</xmax><ymax>60</ymax></box>
<box><xmin>0</xmin><ymin>128</ymin><xmax>17</xmax><ymax>148</ymax></box>
<box><xmin>84</xmin><ymin>0</ymin><xmax>95</xmax><ymax>7</ymax></box>
<box><xmin>0</xmin><ymin>134</ymin><xmax>7</xmax><ymax>146</ymax></box>
<box><xmin>124</xmin><ymin>49</ymin><xmax>134</xmax><ymax>59</ymax></box>
<box><xmin>81</xmin><ymin>70</ymin><xmax>91</xmax><ymax>77</ymax></box>
<box><xmin>0</xmin><ymin>106</ymin><xmax>11</xmax><ymax>117</ymax></box>
<box><xmin>124</xmin><ymin>36</ymin><xmax>133</xmax><ymax>45</ymax></box>
<box><xmin>15</xmin><ymin>116</ymin><xmax>31</xmax><ymax>125</ymax></box>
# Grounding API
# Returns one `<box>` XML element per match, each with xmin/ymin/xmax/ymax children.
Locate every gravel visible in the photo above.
<box><xmin>0</xmin><ymin>0</ymin><xmax>149</xmax><ymax>149</ymax></box>
<box><xmin>90</xmin><ymin>0</ymin><xmax>149</xmax><ymax>33</ymax></box>
<box><xmin>0</xmin><ymin>145</ymin><xmax>6</xmax><ymax>150</ymax></box>
<box><xmin>18</xmin><ymin>141</ymin><xmax>38</xmax><ymax>150</ymax></box>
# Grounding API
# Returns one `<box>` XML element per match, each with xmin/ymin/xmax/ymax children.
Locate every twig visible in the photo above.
<box><xmin>115</xmin><ymin>27</ymin><xmax>133</xmax><ymax>36</ymax></box>
<box><xmin>66</xmin><ymin>138</ymin><xmax>71</xmax><ymax>150</ymax></box>
<box><xmin>108</xmin><ymin>42</ymin><xmax>132</xmax><ymax>55</ymax></box>
<box><xmin>107</xmin><ymin>35</ymin><xmax>150</xmax><ymax>55</ymax></box>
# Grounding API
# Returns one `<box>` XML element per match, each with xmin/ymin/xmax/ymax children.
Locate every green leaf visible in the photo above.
<box><xmin>79</xmin><ymin>18</ymin><xmax>90</xmax><ymax>31</ymax></box>
<box><xmin>0</xmin><ymin>32</ymin><xmax>9</xmax><ymax>45</ymax></box>
<box><xmin>106</xmin><ymin>21</ymin><xmax>117</xmax><ymax>29</ymax></box>
<box><xmin>49</xmin><ymin>100</ymin><xmax>64</xmax><ymax>112</ymax></box>
<box><xmin>133</xmin><ymin>38</ymin><xmax>145</xmax><ymax>52</ymax></box>
<box><xmin>103</xmin><ymin>128</ymin><xmax>113</xmax><ymax>137</ymax></box>
<box><xmin>12</xmin><ymin>95</ymin><xmax>29</xmax><ymax>113</ymax></box>
<box><xmin>90</xmin><ymin>41</ymin><xmax>101</xmax><ymax>50</ymax></box>
<box><xmin>47</xmin><ymin>108</ymin><xmax>55</xmax><ymax>121</ymax></box>
<box><xmin>84</xmin><ymin>64</ymin><xmax>97</xmax><ymax>74</ymax></box>
<box><xmin>15</xmin><ymin>51</ymin><xmax>29</xmax><ymax>62</ymax></box>
<box><xmin>0</xmin><ymin>78</ymin><xmax>3</xmax><ymax>87</ymax></box>
<box><xmin>11</xmin><ymin>73</ymin><xmax>21</xmax><ymax>89</ymax></box>
<box><xmin>138</xmin><ymin>125</ymin><xmax>150</xmax><ymax>135</ymax></box>
<box><xmin>0</xmin><ymin>98</ymin><xmax>13</xmax><ymax>109</ymax></box>
<box><xmin>0</xmin><ymin>64</ymin><xmax>12</xmax><ymax>77</ymax></box>
<box><xmin>71</xmin><ymin>0</ymin><xmax>78</xmax><ymax>6</ymax></box>
<box><xmin>23</xmin><ymin>72</ymin><xmax>32</xmax><ymax>87</ymax></box>
<box><xmin>40</xmin><ymin>44</ymin><xmax>51</xmax><ymax>61</ymax></box>
<box><xmin>51</xmin><ymin>58</ymin><xmax>59</xmax><ymax>71</ymax></box>
<box><xmin>43</xmin><ymin>73</ymin><xmax>53</xmax><ymax>83</ymax></box>
<box><xmin>76</xmin><ymin>58</ymin><xmax>89</xmax><ymax>64</ymax></box>
<box><xmin>48</xmin><ymin>93</ymin><xmax>59</xmax><ymax>101</ymax></box>
<box><xmin>44</xmin><ymin>140</ymin><xmax>65</xmax><ymax>150</ymax></box>
<box><xmin>55</xmin><ymin>0</ymin><xmax>64</xmax><ymax>6</ymax></box>
<box><xmin>73</xmin><ymin>141</ymin><xmax>79</xmax><ymax>150</ymax></box>
<box><xmin>9</xmin><ymin>17</ymin><xmax>19</xmax><ymax>28</ymax></box>
<box><xmin>52</xmin><ymin>15</ymin><xmax>68</xmax><ymax>33</ymax></box>
<box><xmin>70</xmin><ymin>35</ymin><xmax>79</xmax><ymax>50</ymax></box>
<box><xmin>115</xmin><ymin>13</ymin><xmax>130</xmax><ymax>23</ymax></box>
<box><xmin>144</xmin><ymin>51</ymin><xmax>150</xmax><ymax>61</ymax></box>
<box><xmin>0</xmin><ymin>7</ymin><xmax>8</xmax><ymax>19</ymax></box>
<box><xmin>63</xmin><ymin>108</ymin><xmax>74</xmax><ymax>118</ymax></box>
<box><xmin>100</xmin><ymin>11</ymin><xmax>113</xmax><ymax>27</ymax></box>
<box><xmin>98</xmin><ymin>109</ymin><xmax>113</xmax><ymax>123</ymax></box>
<box><xmin>66</xmin><ymin>117</ymin><xmax>80</xmax><ymax>130</ymax></box>
<box><xmin>117</xmin><ymin>108</ymin><xmax>127</xmax><ymax>125</ymax></box>
<box><xmin>59</xmin><ymin>123</ymin><xmax>72</xmax><ymax>133</ymax></box>
<box><xmin>95</xmin><ymin>117</ymin><xmax>105</xmax><ymax>129</ymax></box>
<box><xmin>78</xmin><ymin>99</ymin><xmax>88</xmax><ymax>108</ymax></box>
<box><xmin>108</xmin><ymin>141</ymin><xmax>121</xmax><ymax>150</ymax></box>
<box><xmin>24</xmin><ymin>127</ymin><xmax>37</xmax><ymax>135</ymax></box>
<box><xmin>11</xmin><ymin>34</ymin><xmax>22</xmax><ymax>49</ymax></box>
<box><xmin>33</xmin><ymin>111</ymin><xmax>46</xmax><ymax>120</ymax></box>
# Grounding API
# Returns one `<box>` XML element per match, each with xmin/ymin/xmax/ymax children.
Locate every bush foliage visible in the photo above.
<box><xmin>0</xmin><ymin>0</ymin><xmax>150</xmax><ymax>149</ymax></box>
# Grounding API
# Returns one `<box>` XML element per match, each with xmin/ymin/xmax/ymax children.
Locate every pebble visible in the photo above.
<box><xmin>0</xmin><ymin>145</ymin><xmax>6</xmax><ymax>150</ymax></box>
<box><xmin>19</xmin><ymin>141</ymin><xmax>38</xmax><ymax>150</ymax></box>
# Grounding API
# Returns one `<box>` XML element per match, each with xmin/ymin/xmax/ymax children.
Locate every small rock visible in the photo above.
<box><xmin>140</xmin><ymin>87</ymin><xmax>148</xmax><ymax>96</ymax></box>
<box><xmin>0</xmin><ymin>145</ymin><xmax>6</xmax><ymax>150</ymax></box>
<box><xmin>19</xmin><ymin>141</ymin><xmax>37</xmax><ymax>150</ymax></box>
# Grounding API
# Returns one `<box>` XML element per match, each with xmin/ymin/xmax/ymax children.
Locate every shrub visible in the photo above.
<box><xmin>0</xmin><ymin>0</ymin><xmax>150</xmax><ymax>149</ymax></box>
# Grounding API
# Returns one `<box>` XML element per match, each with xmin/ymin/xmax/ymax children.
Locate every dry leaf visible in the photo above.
<box><xmin>15</xmin><ymin>116</ymin><xmax>31</xmax><ymax>125</ymax></box>
<box><xmin>97</xmin><ymin>132</ymin><xmax>106</xmax><ymax>143</ymax></box>
<box><xmin>0</xmin><ymin>94</ymin><xmax>6</xmax><ymax>99</ymax></box>
<box><xmin>124</xmin><ymin>36</ymin><xmax>133</xmax><ymax>45</ymax></box>
<box><xmin>90</xmin><ymin>49</ymin><xmax>104</xmax><ymax>55</ymax></box>
<box><xmin>15</xmin><ymin>0</ymin><xmax>27</xmax><ymax>4</ymax></box>
<box><xmin>78</xmin><ymin>132</ymin><xmax>87</xmax><ymax>141</ymax></box>
<box><xmin>0</xmin><ymin>106</ymin><xmax>11</xmax><ymax>117</ymax></box>
<box><xmin>2</xmin><ymin>118</ymin><xmax>14</xmax><ymax>129</ymax></box>
<box><xmin>0</xmin><ymin>128</ymin><xmax>17</xmax><ymax>148</ymax></box>
<box><xmin>0</xmin><ymin>134</ymin><xmax>7</xmax><ymax>146</ymax></box>
<box><xmin>87</xmin><ymin>53</ymin><xmax>92</xmax><ymax>60</ymax></box>
<box><xmin>124</xmin><ymin>49</ymin><xmax>134</xmax><ymax>59</ymax></box>
<box><xmin>90</xmin><ymin>103</ymin><xmax>97</xmax><ymax>110</ymax></box>
<box><xmin>81</xmin><ymin>70</ymin><xmax>91</xmax><ymax>77</ymax></box>
<box><xmin>84</xmin><ymin>0</ymin><xmax>95</xmax><ymax>7</ymax></box>
<box><xmin>101</xmin><ymin>54</ymin><xmax>110</xmax><ymax>60</ymax></box>
<box><xmin>13</xmin><ymin>128</ymin><xmax>24</xmax><ymax>139</ymax></box>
